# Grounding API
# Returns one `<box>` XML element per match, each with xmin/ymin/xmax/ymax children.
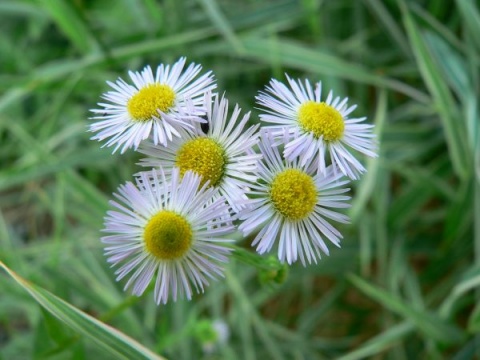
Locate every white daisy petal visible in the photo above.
<box><xmin>138</xmin><ymin>91</ymin><xmax>261</xmax><ymax>213</ymax></box>
<box><xmin>256</xmin><ymin>76</ymin><xmax>377</xmax><ymax>179</ymax></box>
<box><xmin>238</xmin><ymin>134</ymin><xmax>351</xmax><ymax>265</ymax></box>
<box><xmin>101</xmin><ymin>167</ymin><xmax>234</xmax><ymax>305</ymax></box>
<box><xmin>90</xmin><ymin>58</ymin><xmax>216</xmax><ymax>153</ymax></box>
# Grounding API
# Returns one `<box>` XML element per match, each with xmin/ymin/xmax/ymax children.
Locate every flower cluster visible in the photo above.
<box><xmin>90</xmin><ymin>57</ymin><xmax>377</xmax><ymax>304</ymax></box>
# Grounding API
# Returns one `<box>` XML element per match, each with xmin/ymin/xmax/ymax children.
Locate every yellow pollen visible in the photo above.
<box><xmin>175</xmin><ymin>138</ymin><xmax>227</xmax><ymax>187</ymax></box>
<box><xmin>270</xmin><ymin>169</ymin><xmax>317</xmax><ymax>220</ymax></box>
<box><xmin>127</xmin><ymin>84</ymin><xmax>175</xmax><ymax>121</ymax></box>
<box><xmin>144</xmin><ymin>210</ymin><xmax>192</xmax><ymax>260</ymax></box>
<box><xmin>298</xmin><ymin>101</ymin><xmax>345</xmax><ymax>141</ymax></box>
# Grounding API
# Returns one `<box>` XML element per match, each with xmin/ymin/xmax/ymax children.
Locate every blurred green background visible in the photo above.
<box><xmin>1</xmin><ymin>0</ymin><xmax>479</xmax><ymax>359</ymax></box>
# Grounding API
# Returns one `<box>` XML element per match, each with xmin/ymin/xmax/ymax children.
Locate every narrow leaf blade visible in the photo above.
<box><xmin>0</xmin><ymin>261</ymin><xmax>164</xmax><ymax>360</ymax></box>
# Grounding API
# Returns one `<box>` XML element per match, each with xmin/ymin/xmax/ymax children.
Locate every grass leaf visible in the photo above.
<box><xmin>38</xmin><ymin>0</ymin><xmax>98</xmax><ymax>54</ymax></box>
<box><xmin>400</xmin><ymin>1</ymin><xmax>470</xmax><ymax>178</ymax></box>
<box><xmin>347</xmin><ymin>273</ymin><xmax>465</xmax><ymax>345</ymax></box>
<box><xmin>0</xmin><ymin>261</ymin><xmax>165</xmax><ymax>360</ymax></box>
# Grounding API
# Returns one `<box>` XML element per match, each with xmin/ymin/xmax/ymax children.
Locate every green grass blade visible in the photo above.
<box><xmin>455</xmin><ymin>0</ymin><xmax>480</xmax><ymax>50</ymax></box>
<box><xmin>38</xmin><ymin>0</ymin><xmax>98</xmax><ymax>54</ymax></box>
<box><xmin>238</xmin><ymin>36</ymin><xmax>430</xmax><ymax>102</ymax></box>
<box><xmin>347</xmin><ymin>273</ymin><xmax>465</xmax><ymax>345</ymax></box>
<box><xmin>363</xmin><ymin>0</ymin><xmax>411</xmax><ymax>57</ymax></box>
<box><xmin>440</xmin><ymin>264</ymin><xmax>480</xmax><ymax>318</ymax></box>
<box><xmin>410</xmin><ymin>3</ymin><xmax>465</xmax><ymax>52</ymax></box>
<box><xmin>0</xmin><ymin>261</ymin><xmax>165</xmax><ymax>360</ymax></box>
<box><xmin>338</xmin><ymin>322</ymin><xmax>414</xmax><ymax>360</ymax></box>
<box><xmin>0</xmin><ymin>27</ymin><xmax>217</xmax><ymax>112</ymax></box>
<box><xmin>225</xmin><ymin>267</ymin><xmax>286</xmax><ymax>359</ymax></box>
<box><xmin>400</xmin><ymin>1</ymin><xmax>470</xmax><ymax>178</ymax></box>
<box><xmin>197</xmin><ymin>0</ymin><xmax>244</xmax><ymax>54</ymax></box>
<box><xmin>350</xmin><ymin>89</ymin><xmax>387</xmax><ymax>224</ymax></box>
<box><xmin>0</xmin><ymin>1</ymin><xmax>45</xmax><ymax>18</ymax></box>
<box><xmin>467</xmin><ymin>302</ymin><xmax>480</xmax><ymax>333</ymax></box>
<box><xmin>422</xmin><ymin>31</ymin><xmax>468</xmax><ymax>99</ymax></box>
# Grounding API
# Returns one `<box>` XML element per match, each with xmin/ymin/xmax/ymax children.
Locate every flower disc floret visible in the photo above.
<box><xmin>138</xmin><ymin>91</ymin><xmax>261</xmax><ymax>213</ymax></box>
<box><xmin>144</xmin><ymin>210</ymin><xmax>192</xmax><ymax>260</ymax></box>
<box><xmin>298</xmin><ymin>101</ymin><xmax>345</xmax><ymax>141</ymax></box>
<box><xmin>127</xmin><ymin>84</ymin><xmax>175</xmax><ymax>121</ymax></box>
<box><xmin>270</xmin><ymin>169</ymin><xmax>317</xmax><ymax>220</ymax></box>
<box><xmin>175</xmin><ymin>138</ymin><xmax>227</xmax><ymax>187</ymax></box>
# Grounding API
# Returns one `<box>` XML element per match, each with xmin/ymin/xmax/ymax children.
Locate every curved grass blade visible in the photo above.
<box><xmin>0</xmin><ymin>261</ymin><xmax>165</xmax><ymax>360</ymax></box>
<box><xmin>347</xmin><ymin>273</ymin><xmax>465</xmax><ymax>345</ymax></box>
<box><xmin>238</xmin><ymin>37</ymin><xmax>429</xmax><ymax>103</ymax></box>
<box><xmin>400</xmin><ymin>1</ymin><xmax>470</xmax><ymax>179</ymax></box>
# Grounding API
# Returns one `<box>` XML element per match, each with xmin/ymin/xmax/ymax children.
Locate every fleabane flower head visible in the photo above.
<box><xmin>90</xmin><ymin>57</ymin><xmax>216</xmax><ymax>153</ymax></box>
<box><xmin>102</xmin><ymin>167</ymin><xmax>235</xmax><ymax>305</ymax></box>
<box><xmin>256</xmin><ymin>75</ymin><xmax>377</xmax><ymax>179</ymax></box>
<box><xmin>138</xmin><ymin>91</ymin><xmax>261</xmax><ymax>213</ymax></box>
<box><xmin>238</xmin><ymin>133</ymin><xmax>351</xmax><ymax>266</ymax></box>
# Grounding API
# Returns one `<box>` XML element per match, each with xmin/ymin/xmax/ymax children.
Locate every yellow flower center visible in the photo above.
<box><xmin>270</xmin><ymin>169</ymin><xmax>317</xmax><ymax>220</ymax></box>
<box><xmin>175</xmin><ymin>138</ymin><xmax>227</xmax><ymax>187</ymax></box>
<box><xmin>144</xmin><ymin>210</ymin><xmax>192</xmax><ymax>260</ymax></box>
<box><xmin>298</xmin><ymin>101</ymin><xmax>345</xmax><ymax>141</ymax></box>
<box><xmin>127</xmin><ymin>84</ymin><xmax>175</xmax><ymax>121</ymax></box>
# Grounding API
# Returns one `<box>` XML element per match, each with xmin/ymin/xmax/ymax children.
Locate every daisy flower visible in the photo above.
<box><xmin>102</xmin><ymin>167</ymin><xmax>235</xmax><ymax>305</ymax></box>
<box><xmin>90</xmin><ymin>57</ymin><xmax>216</xmax><ymax>153</ymax></box>
<box><xmin>138</xmin><ymin>91</ymin><xmax>261</xmax><ymax>213</ymax></box>
<box><xmin>238</xmin><ymin>134</ymin><xmax>351</xmax><ymax>266</ymax></box>
<box><xmin>256</xmin><ymin>75</ymin><xmax>377</xmax><ymax>179</ymax></box>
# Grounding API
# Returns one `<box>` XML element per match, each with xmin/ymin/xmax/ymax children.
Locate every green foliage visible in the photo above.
<box><xmin>0</xmin><ymin>0</ymin><xmax>478</xmax><ymax>358</ymax></box>
<box><xmin>0</xmin><ymin>261</ymin><xmax>163</xmax><ymax>359</ymax></box>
